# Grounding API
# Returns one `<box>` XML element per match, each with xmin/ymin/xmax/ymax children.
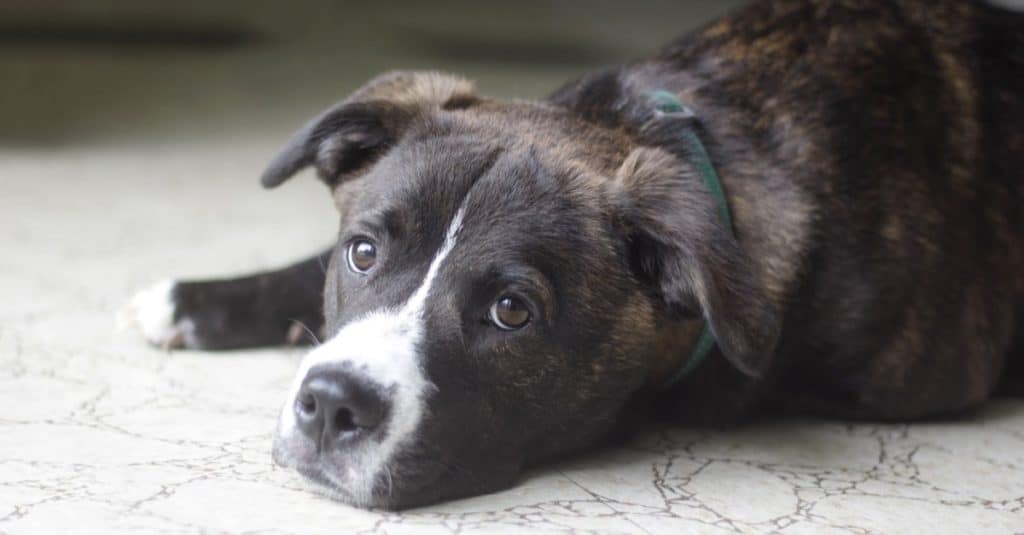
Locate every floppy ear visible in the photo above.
<box><xmin>260</xmin><ymin>71</ymin><xmax>478</xmax><ymax>188</ymax></box>
<box><xmin>611</xmin><ymin>146</ymin><xmax>780</xmax><ymax>378</ymax></box>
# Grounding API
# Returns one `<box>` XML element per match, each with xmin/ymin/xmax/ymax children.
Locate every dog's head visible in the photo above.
<box><xmin>268</xmin><ymin>71</ymin><xmax>779</xmax><ymax>508</ymax></box>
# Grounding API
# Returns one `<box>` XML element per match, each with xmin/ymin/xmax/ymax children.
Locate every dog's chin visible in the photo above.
<box><xmin>273</xmin><ymin>449</ymin><xmax>380</xmax><ymax>508</ymax></box>
<box><xmin>272</xmin><ymin>442</ymin><xmax>432</xmax><ymax>510</ymax></box>
<box><xmin>293</xmin><ymin>463</ymin><xmax>402</xmax><ymax>509</ymax></box>
<box><xmin>292</xmin><ymin>465</ymin><xmax>359</xmax><ymax>502</ymax></box>
<box><xmin>272</xmin><ymin>441</ymin><xmax>520</xmax><ymax>510</ymax></box>
<box><xmin>281</xmin><ymin>462</ymin><xmax>448</xmax><ymax>510</ymax></box>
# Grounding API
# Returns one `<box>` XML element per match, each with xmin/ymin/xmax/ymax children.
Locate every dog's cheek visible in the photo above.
<box><xmin>511</xmin><ymin>312</ymin><xmax>654</xmax><ymax>461</ymax></box>
<box><xmin>400</xmin><ymin>346</ymin><xmax>529</xmax><ymax>500</ymax></box>
<box><xmin>553</xmin><ymin>294</ymin><xmax>661</xmax><ymax>447</ymax></box>
<box><xmin>589</xmin><ymin>305</ymin><xmax>654</xmax><ymax>388</ymax></box>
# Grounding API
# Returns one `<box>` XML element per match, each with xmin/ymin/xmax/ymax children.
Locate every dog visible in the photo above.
<box><xmin>125</xmin><ymin>0</ymin><xmax>1024</xmax><ymax>509</ymax></box>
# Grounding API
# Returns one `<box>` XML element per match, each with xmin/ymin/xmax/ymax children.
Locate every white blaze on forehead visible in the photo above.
<box><xmin>402</xmin><ymin>206</ymin><xmax>464</xmax><ymax>318</ymax></box>
<box><xmin>276</xmin><ymin>205</ymin><xmax>466</xmax><ymax>500</ymax></box>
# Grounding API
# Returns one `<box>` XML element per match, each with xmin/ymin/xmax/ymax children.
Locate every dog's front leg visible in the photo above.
<box><xmin>122</xmin><ymin>248</ymin><xmax>332</xmax><ymax>350</ymax></box>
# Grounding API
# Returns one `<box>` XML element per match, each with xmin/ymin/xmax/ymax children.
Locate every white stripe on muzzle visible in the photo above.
<box><xmin>276</xmin><ymin>207</ymin><xmax>466</xmax><ymax>501</ymax></box>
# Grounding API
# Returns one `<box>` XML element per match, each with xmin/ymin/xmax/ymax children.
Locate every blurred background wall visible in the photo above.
<box><xmin>0</xmin><ymin>1</ymin><xmax>753</xmax><ymax>147</ymax></box>
<box><xmin>3</xmin><ymin>0</ymin><xmax>1024</xmax><ymax>146</ymax></box>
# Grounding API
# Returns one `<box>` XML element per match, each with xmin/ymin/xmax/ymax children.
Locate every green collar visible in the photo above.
<box><xmin>646</xmin><ymin>90</ymin><xmax>733</xmax><ymax>390</ymax></box>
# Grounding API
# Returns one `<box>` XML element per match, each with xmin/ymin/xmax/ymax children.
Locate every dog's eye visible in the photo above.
<box><xmin>346</xmin><ymin>240</ymin><xmax>377</xmax><ymax>273</ymax></box>
<box><xmin>488</xmin><ymin>296</ymin><xmax>531</xmax><ymax>331</ymax></box>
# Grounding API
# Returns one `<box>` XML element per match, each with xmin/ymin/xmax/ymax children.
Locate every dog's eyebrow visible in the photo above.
<box><xmin>346</xmin><ymin>208</ymin><xmax>396</xmax><ymax>239</ymax></box>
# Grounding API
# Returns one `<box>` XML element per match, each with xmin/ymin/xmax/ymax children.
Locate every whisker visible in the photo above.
<box><xmin>289</xmin><ymin>319</ymin><xmax>322</xmax><ymax>346</ymax></box>
<box><xmin>317</xmin><ymin>250</ymin><xmax>329</xmax><ymax>275</ymax></box>
<box><xmin>383</xmin><ymin>465</ymin><xmax>394</xmax><ymax>498</ymax></box>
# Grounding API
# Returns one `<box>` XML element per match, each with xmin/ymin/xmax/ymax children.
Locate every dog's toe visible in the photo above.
<box><xmin>120</xmin><ymin>279</ymin><xmax>193</xmax><ymax>349</ymax></box>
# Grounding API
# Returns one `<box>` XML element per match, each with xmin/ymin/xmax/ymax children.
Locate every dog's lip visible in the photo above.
<box><xmin>272</xmin><ymin>443</ymin><xmax>344</xmax><ymax>489</ymax></box>
<box><xmin>272</xmin><ymin>440</ymin><xmax>373</xmax><ymax>503</ymax></box>
<box><xmin>271</xmin><ymin>430</ymin><xmax>385</xmax><ymax>505</ymax></box>
<box><xmin>273</xmin><ymin>445</ymin><xmax>449</xmax><ymax>509</ymax></box>
<box><xmin>287</xmin><ymin>460</ymin><xmax>362</xmax><ymax>502</ymax></box>
<box><xmin>270</xmin><ymin>443</ymin><xmax>293</xmax><ymax>469</ymax></box>
<box><xmin>277</xmin><ymin>444</ymin><xmax>514</xmax><ymax>509</ymax></box>
<box><xmin>293</xmin><ymin>463</ymin><xmax>337</xmax><ymax>488</ymax></box>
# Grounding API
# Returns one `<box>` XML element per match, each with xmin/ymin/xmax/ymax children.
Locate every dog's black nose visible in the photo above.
<box><xmin>294</xmin><ymin>366</ymin><xmax>387</xmax><ymax>444</ymax></box>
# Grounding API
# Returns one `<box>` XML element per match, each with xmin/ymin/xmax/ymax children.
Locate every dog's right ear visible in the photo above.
<box><xmin>260</xmin><ymin>71</ymin><xmax>478</xmax><ymax>189</ymax></box>
<box><xmin>610</xmin><ymin>146</ymin><xmax>781</xmax><ymax>378</ymax></box>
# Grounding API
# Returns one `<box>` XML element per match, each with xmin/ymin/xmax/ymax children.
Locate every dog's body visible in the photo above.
<box><xmin>128</xmin><ymin>0</ymin><xmax>1024</xmax><ymax>508</ymax></box>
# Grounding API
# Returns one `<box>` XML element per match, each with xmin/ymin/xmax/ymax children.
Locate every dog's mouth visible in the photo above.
<box><xmin>290</xmin><ymin>462</ymin><xmax>363</xmax><ymax>504</ymax></box>
<box><xmin>271</xmin><ymin>441</ymin><xmax>370</xmax><ymax>505</ymax></box>
<box><xmin>273</xmin><ymin>451</ymin><xmax>434</xmax><ymax>509</ymax></box>
<box><xmin>271</xmin><ymin>427</ymin><xmax>425</xmax><ymax>509</ymax></box>
<box><xmin>272</xmin><ymin>430</ymin><xmax>502</xmax><ymax>510</ymax></box>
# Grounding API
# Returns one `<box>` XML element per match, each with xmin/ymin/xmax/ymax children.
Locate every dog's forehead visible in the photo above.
<box><xmin>354</xmin><ymin>131</ymin><xmax>593</xmax><ymax>235</ymax></box>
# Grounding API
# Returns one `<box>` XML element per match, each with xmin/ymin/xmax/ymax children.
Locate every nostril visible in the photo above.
<box><xmin>333</xmin><ymin>407</ymin><xmax>357</xmax><ymax>433</ymax></box>
<box><xmin>297</xmin><ymin>392</ymin><xmax>317</xmax><ymax>416</ymax></box>
<box><xmin>292</xmin><ymin>387</ymin><xmax>324</xmax><ymax>440</ymax></box>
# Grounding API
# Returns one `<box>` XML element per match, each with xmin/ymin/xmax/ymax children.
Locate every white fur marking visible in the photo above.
<box><xmin>119</xmin><ymin>279</ymin><xmax>194</xmax><ymax>348</ymax></box>
<box><xmin>276</xmin><ymin>207</ymin><xmax>466</xmax><ymax>502</ymax></box>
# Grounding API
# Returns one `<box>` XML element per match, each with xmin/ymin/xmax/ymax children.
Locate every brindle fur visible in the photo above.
<box><xmin>163</xmin><ymin>0</ymin><xmax>1023</xmax><ymax>507</ymax></box>
<box><xmin>551</xmin><ymin>0</ymin><xmax>1024</xmax><ymax>421</ymax></box>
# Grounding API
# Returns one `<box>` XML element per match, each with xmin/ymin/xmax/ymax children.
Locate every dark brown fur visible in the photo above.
<box><xmin>546</xmin><ymin>0</ymin><xmax>1024</xmax><ymax>422</ymax></box>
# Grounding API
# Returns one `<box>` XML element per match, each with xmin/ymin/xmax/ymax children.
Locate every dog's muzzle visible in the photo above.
<box><xmin>271</xmin><ymin>309</ymin><xmax>434</xmax><ymax>504</ymax></box>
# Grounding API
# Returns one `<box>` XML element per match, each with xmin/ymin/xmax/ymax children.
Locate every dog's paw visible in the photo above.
<box><xmin>119</xmin><ymin>279</ymin><xmax>195</xmax><ymax>350</ymax></box>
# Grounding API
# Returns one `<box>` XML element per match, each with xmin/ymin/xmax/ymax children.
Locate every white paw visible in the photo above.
<box><xmin>118</xmin><ymin>279</ymin><xmax>194</xmax><ymax>349</ymax></box>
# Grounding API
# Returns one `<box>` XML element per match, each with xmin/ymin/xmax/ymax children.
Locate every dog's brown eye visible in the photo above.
<box><xmin>347</xmin><ymin>240</ymin><xmax>377</xmax><ymax>273</ymax></box>
<box><xmin>489</xmin><ymin>296</ymin><xmax>530</xmax><ymax>331</ymax></box>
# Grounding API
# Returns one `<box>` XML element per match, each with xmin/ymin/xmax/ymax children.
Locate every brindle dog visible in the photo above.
<box><xmin>128</xmin><ymin>0</ymin><xmax>1024</xmax><ymax>508</ymax></box>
